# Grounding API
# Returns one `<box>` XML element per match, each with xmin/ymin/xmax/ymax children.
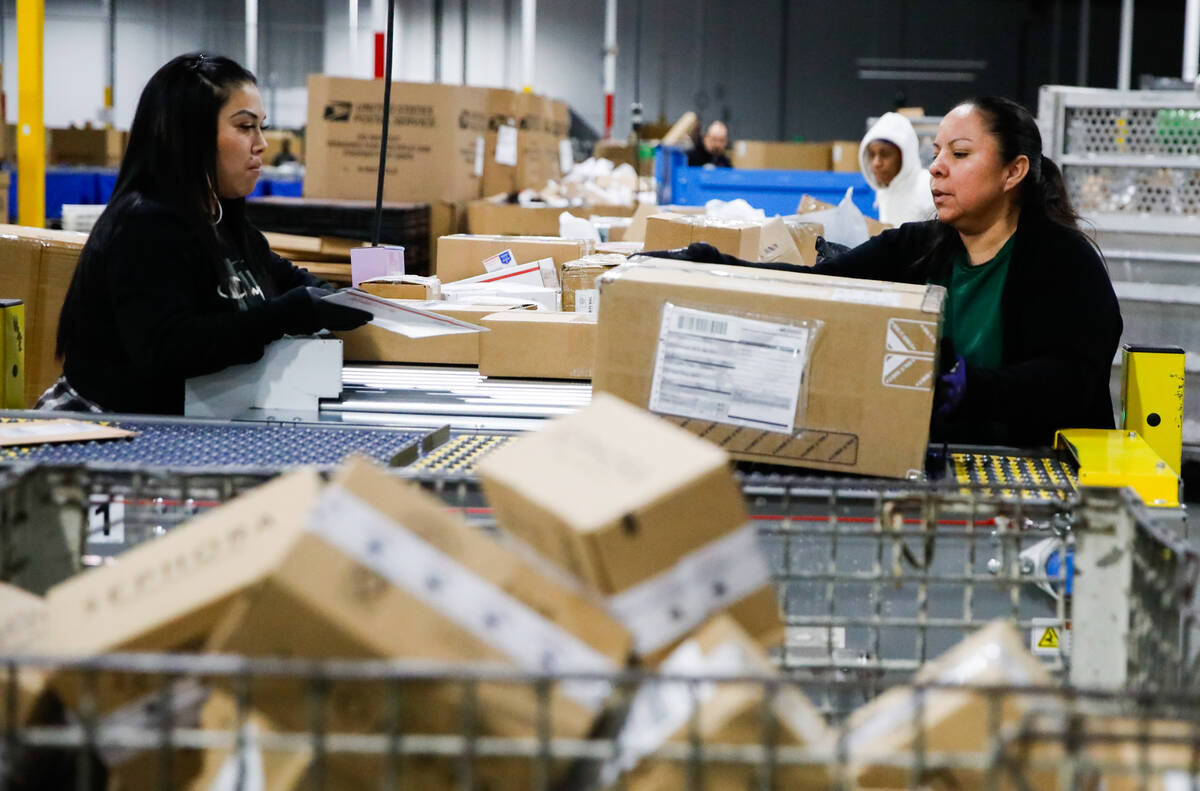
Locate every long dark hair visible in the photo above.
<box><xmin>112</xmin><ymin>52</ymin><xmax>257</xmax><ymax>219</ymax></box>
<box><xmin>966</xmin><ymin>95</ymin><xmax>1081</xmax><ymax>232</ymax></box>
<box><xmin>57</xmin><ymin>53</ymin><xmax>257</xmax><ymax>359</ymax></box>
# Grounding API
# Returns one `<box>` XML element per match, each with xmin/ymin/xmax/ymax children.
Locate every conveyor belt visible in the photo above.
<box><xmin>405</xmin><ymin>434</ymin><xmax>516</xmax><ymax>475</ymax></box>
<box><xmin>951</xmin><ymin>451</ymin><xmax>1077</xmax><ymax>500</ymax></box>
<box><xmin>0</xmin><ymin>415</ymin><xmax>428</xmax><ymax>470</ymax></box>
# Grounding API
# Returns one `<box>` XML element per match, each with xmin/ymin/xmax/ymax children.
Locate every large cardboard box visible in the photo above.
<box><xmin>305</xmin><ymin>75</ymin><xmax>490</xmax><ymax>204</ymax></box>
<box><xmin>48</xmin><ymin>126</ymin><xmax>125</xmax><ymax>167</ymax></box>
<box><xmin>561</xmin><ymin>253</ymin><xmax>628</xmax><ymax>312</ymax></box>
<box><xmin>617</xmin><ymin>616</ymin><xmax>829</xmax><ymax>791</ymax></box>
<box><xmin>207</xmin><ymin>458</ymin><xmax>631</xmax><ymax>785</ymax></box>
<box><xmin>478</xmin><ymin>311</ymin><xmax>597</xmax><ymax>379</ymax></box>
<box><xmin>730</xmin><ymin>141</ymin><xmax>832</xmax><ymax>171</ymax></box>
<box><xmin>592</xmin><ymin>259</ymin><xmax>943</xmax><ymax>479</ymax></box>
<box><xmin>43</xmin><ymin>469</ymin><xmax>322</xmax><ymax>712</ymax></box>
<box><xmin>481</xmin><ymin>89</ymin><xmax>570</xmax><ymax>197</ymax></box>
<box><xmin>835</xmin><ymin>620</ymin><xmax>1055</xmax><ymax>790</ymax></box>
<box><xmin>643</xmin><ymin>214</ymin><xmax>761</xmax><ymax>260</ymax></box>
<box><xmin>477</xmin><ymin>393</ymin><xmax>781</xmax><ymax>656</ymax></box>
<box><xmin>337</xmin><ymin>301</ymin><xmax>525</xmax><ymax>365</ymax></box>
<box><xmin>436</xmin><ymin>233</ymin><xmax>593</xmax><ymax>283</ymax></box>
<box><xmin>0</xmin><ymin>225</ymin><xmax>88</xmax><ymax>406</ymax></box>
<box><xmin>466</xmin><ymin>200</ymin><xmax>637</xmax><ymax>236</ymax></box>
<box><xmin>0</xmin><ymin>583</ymin><xmax>49</xmax><ymax>728</ymax></box>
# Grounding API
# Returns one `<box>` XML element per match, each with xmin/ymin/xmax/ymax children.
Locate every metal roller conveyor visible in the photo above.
<box><xmin>328</xmin><ymin>365</ymin><xmax>593</xmax><ymax>432</ymax></box>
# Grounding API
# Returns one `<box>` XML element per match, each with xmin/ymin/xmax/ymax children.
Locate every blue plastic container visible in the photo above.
<box><xmin>655</xmin><ymin>146</ymin><xmax>878</xmax><ymax>219</ymax></box>
<box><xmin>264</xmin><ymin>179</ymin><xmax>303</xmax><ymax>198</ymax></box>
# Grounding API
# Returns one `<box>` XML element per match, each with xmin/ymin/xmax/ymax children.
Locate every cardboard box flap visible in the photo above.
<box><xmin>606</xmin><ymin>257</ymin><xmax>942</xmax><ymax>314</ymax></box>
<box><xmin>44</xmin><ymin>468</ymin><xmax>322</xmax><ymax>656</ymax></box>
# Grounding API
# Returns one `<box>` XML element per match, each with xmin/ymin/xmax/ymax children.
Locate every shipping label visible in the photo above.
<box><xmin>649</xmin><ymin>304</ymin><xmax>811</xmax><ymax>435</ymax></box>
<box><xmin>495</xmin><ymin>124</ymin><xmax>519</xmax><ymax>166</ymax></box>
<box><xmin>574</xmin><ymin>289</ymin><xmax>598</xmax><ymax>314</ymax></box>
<box><xmin>482</xmin><ymin>249</ymin><xmax>515</xmax><ymax>272</ymax></box>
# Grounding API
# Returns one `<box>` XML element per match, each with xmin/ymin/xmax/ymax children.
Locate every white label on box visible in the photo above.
<box><xmin>886</xmin><ymin>317</ymin><xmax>938</xmax><ymax>355</ymax></box>
<box><xmin>559</xmin><ymin>138</ymin><xmax>574</xmax><ymax>175</ymax></box>
<box><xmin>532</xmin><ymin>257</ymin><xmax>559</xmax><ymax>289</ymax></box>
<box><xmin>208</xmin><ymin>721</ymin><xmax>266</xmax><ymax>791</ymax></box>
<box><xmin>87</xmin><ymin>494</ymin><xmax>125</xmax><ymax>545</ymax></box>
<box><xmin>831</xmin><ymin>287</ymin><xmax>902</xmax><ymax>308</ymax></box>
<box><xmin>574</xmin><ymin>289</ymin><xmax>598</xmax><ymax>313</ymax></box>
<box><xmin>473</xmin><ymin>135</ymin><xmax>484</xmax><ymax>177</ymax></box>
<box><xmin>649</xmin><ymin>304</ymin><xmax>810</xmax><ymax>435</ymax></box>
<box><xmin>308</xmin><ymin>485</ymin><xmax>615</xmax><ymax>711</ymax></box>
<box><xmin>606</xmin><ymin>524</ymin><xmax>771</xmax><ymax>654</ymax></box>
<box><xmin>495</xmin><ymin>124</ymin><xmax>519</xmax><ymax>166</ymax></box>
<box><xmin>482</xmin><ymin>249</ymin><xmax>516</xmax><ymax>272</ymax></box>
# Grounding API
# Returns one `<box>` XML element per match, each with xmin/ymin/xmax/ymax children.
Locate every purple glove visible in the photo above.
<box><xmin>934</xmin><ymin>354</ymin><xmax>966</xmax><ymax>417</ymax></box>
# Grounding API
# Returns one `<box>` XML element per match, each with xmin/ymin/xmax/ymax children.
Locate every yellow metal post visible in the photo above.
<box><xmin>1120</xmin><ymin>344</ymin><xmax>1185</xmax><ymax>475</ymax></box>
<box><xmin>17</xmin><ymin>0</ymin><xmax>45</xmax><ymax>228</ymax></box>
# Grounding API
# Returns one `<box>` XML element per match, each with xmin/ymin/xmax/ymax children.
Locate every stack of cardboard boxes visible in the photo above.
<box><xmin>731</xmin><ymin>139</ymin><xmax>861</xmax><ymax>173</ymax></box>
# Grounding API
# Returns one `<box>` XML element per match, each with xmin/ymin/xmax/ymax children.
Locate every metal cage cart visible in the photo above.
<box><xmin>1039</xmin><ymin>86</ymin><xmax>1200</xmax><ymax>452</ymax></box>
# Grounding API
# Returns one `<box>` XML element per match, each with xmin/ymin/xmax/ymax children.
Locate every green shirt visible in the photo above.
<box><xmin>931</xmin><ymin>234</ymin><xmax>1015</xmax><ymax>369</ymax></box>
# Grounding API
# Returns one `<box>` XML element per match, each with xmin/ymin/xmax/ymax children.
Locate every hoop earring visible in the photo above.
<box><xmin>212</xmin><ymin>200</ymin><xmax>223</xmax><ymax>225</ymax></box>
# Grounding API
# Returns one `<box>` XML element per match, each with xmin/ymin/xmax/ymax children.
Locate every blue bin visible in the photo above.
<box><xmin>264</xmin><ymin>179</ymin><xmax>303</xmax><ymax>198</ymax></box>
<box><xmin>655</xmin><ymin>146</ymin><xmax>878</xmax><ymax>219</ymax></box>
<box><xmin>8</xmin><ymin>168</ymin><xmax>107</xmax><ymax>221</ymax></box>
<box><xmin>96</xmin><ymin>171</ymin><xmax>120</xmax><ymax>204</ymax></box>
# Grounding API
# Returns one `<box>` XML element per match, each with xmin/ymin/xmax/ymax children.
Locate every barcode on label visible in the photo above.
<box><xmin>677</xmin><ymin>314</ymin><xmax>729</xmax><ymax>335</ymax></box>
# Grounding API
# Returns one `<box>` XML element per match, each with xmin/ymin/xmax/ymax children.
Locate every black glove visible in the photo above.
<box><xmin>641</xmin><ymin>242</ymin><xmax>810</xmax><ymax>274</ymax></box>
<box><xmin>268</xmin><ymin>286</ymin><xmax>372</xmax><ymax>335</ymax></box>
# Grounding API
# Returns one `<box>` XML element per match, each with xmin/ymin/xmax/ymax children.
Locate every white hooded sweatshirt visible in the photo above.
<box><xmin>859</xmin><ymin>112</ymin><xmax>935</xmax><ymax>226</ymax></box>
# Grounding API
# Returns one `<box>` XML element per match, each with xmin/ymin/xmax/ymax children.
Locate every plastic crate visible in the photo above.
<box><xmin>654</xmin><ymin>146</ymin><xmax>878</xmax><ymax>218</ymax></box>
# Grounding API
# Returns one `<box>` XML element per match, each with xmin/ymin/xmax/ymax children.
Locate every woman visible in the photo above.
<box><xmin>40</xmin><ymin>53</ymin><xmax>369</xmax><ymax>415</ymax></box>
<box><xmin>815</xmin><ymin>97</ymin><xmax>1122</xmax><ymax>448</ymax></box>
<box><xmin>859</xmin><ymin>111</ymin><xmax>936</xmax><ymax>225</ymax></box>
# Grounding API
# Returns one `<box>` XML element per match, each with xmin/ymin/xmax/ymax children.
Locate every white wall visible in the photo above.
<box><xmin>3</xmin><ymin>0</ymin><xmax>784</xmax><ymax>139</ymax></box>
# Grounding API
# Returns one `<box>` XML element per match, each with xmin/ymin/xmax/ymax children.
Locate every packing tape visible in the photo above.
<box><xmin>607</xmin><ymin>524</ymin><xmax>772</xmax><ymax>655</ymax></box>
<box><xmin>307</xmin><ymin>485</ymin><xmax>616</xmax><ymax>712</ymax></box>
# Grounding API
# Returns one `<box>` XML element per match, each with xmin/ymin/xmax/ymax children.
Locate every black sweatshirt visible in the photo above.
<box><xmin>57</xmin><ymin>192</ymin><xmax>327</xmax><ymax>415</ymax></box>
<box><xmin>811</xmin><ymin>215</ymin><xmax>1123</xmax><ymax>448</ymax></box>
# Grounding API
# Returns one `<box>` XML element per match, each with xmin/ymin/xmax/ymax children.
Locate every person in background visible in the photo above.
<box><xmin>815</xmin><ymin>97</ymin><xmax>1121</xmax><ymax>448</ymax></box>
<box><xmin>40</xmin><ymin>52</ymin><xmax>370</xmax><ymax>415</ymax></box>
<box><xmin>688</xmin><ymin>120</ymin><xmax>732</xmax><ymax>168</ymax></box>
<box><xmin>859</xmin><ymin>111</ymin><xmax>936</xmax><ymax>225</ymax></box>
<box><xmin>272</xmin><ymin>137</ymin><xmax>298</xmax><ymax>166</ymax></box>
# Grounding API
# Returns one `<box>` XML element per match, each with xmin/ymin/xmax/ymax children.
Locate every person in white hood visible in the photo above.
<box><xmin>860</xmin><ymin>112</ymin><xmax>936</xmax><ymax>226</ymax></box>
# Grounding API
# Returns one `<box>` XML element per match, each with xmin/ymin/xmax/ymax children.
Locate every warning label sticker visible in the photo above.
<box><xmin>882</xmin><ymin>318</ymin><xmax>938</xmax><ymax>391</ymax></box>
<box><xmin>1030</xmin><ymin>617</ymin><xmax>1071</xmax><ymax>657</ymax></box>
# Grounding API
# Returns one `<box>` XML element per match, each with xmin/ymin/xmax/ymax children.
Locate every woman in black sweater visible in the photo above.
<box><xmin>40</xmin><ymin>53</ymin><xmax>369</xmax><ymax>415</ymax></box>
<box><xmin>813</xmin><ymin>97</ymin><xmax>1122</xmax><ymax>448</ymax></box>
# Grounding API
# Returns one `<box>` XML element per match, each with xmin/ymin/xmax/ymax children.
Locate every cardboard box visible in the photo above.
<box><xmin>436</xmin><ymin>234</ymin><xmax>593</xmax><ymax>283</ymax></box>
<box><xmin>757</xmin><ymin>216</ymin><xmax>807</xmax><ymax>267</ymax></box>
<box><xmin>643</xmin><ymin>213</ymin><xmax>762</xmax><ymax>260</ymax></box>
<box><xmin>478</xmin><ymin>311</ymin><xmax>597</xmax><ymax>379</ymax></box>
<box><xmin>592</xmin><ymin>259</ymin><xmax>943</xmax><ymax>479</ymax></box>
<box><xmin>836</xmin><ymin>620</ymin><xmax>1054</xmax><ymax>790</ymax></box>
<box><xmin>831</xmin><ymin>139</ymin><xmax>861</xmax><ymax>173</ymax></box>
<box><xmin>592</xmin><ymin>140</ymin><xmax>638</xmax><ymax>170</ymax></box>
<box><xmin>783</xmin><ymin>218</ymin><xmax>823</xmax><ymax>267</ymax></box>
<box><xmin>206</xmin><ymin>457</ymin><xmax>630</xmax><ymax>784</ymax></box>
<box><xmin>359</xmin><ymin>274</ymin><xmax>441</xmax><ymax>301</ymax></box>
<box><xmin>263</xmin><ymin>232</ymin><xmax>365</xmax><ymax>263</ymax></box>
<box><xmin>562</xmin><ymin>254</ymin><xmax>628</xmax><ymax>312</ymax></box>
<box><xmin>477</xmin><ymin>393</ymin><xmax>781</xmax><ymax>655</ymax></box>
<box><xmin>481</xmin><ymin>89</ymin><xmax>570</xmax><ymax>198</ymax></box>
<box><xmin>337</xmin><ymin>301</ymin><xmax>523</xmax><ymax>365</ymax></box>
<box><xmin>0</xmin><ymin>583</ymin><xmax>49</xmax><ymax>728</ymax></box>
<box><xmin>48</xmin><ymin>126</ymin><xmax>125</xmax><ymax>167</ymax></box>
<box><xmin>466</xmin><ymin>200</ymin><xmax>637</xmax><ymax>236</ymax></box>
<box><xmin>305</xmin><ymin>75</ymin><xmax>490</xmax><ymax>204</ymax></box>
<box><xmin>0</xmin><ymin>225</ymin><xmax>88</xmax><ymax>406</ymax></box>
<box><xmin>731</xmin><ymin>141</ymin><xmax>832</xmax><ymax>171</ymax></box>
<box><xmin>618</xmin><ymin>616</ymin><xmax>829</xmax><ymax>791</ymax></box>
<box><xmin>43</xmin><ymin>469</ymin><xmax>322</xmax><ymax>712</ymax></box>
